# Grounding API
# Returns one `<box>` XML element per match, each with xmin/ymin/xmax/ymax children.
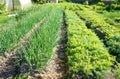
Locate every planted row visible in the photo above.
<box><xmin>0</xmin><ymin>6</ymin><xmax>52</xmax><ymax>53</ymax></box>
<box><xmin>65</xmin><ymin>10</ymin><xmax>114</xmax><ymax>78</ymax></box>
<box><xmin>76</xmin><ymin>8</ymin><xmax>120</xmax><ymax>62</ymax></box>
<box><xmin>15</xmin><ymin>5</ymin><xmax>45</xmax><ymax>21</ymax></box>
<box><xmin>17</xmin><ymin>7</ymin><xmax>63</xmax><ymax>70</ymax></box>
<box><xmin>0</xmin><ymin>5</ymin><xmax>43</xmax><ymax>33</ymax></box>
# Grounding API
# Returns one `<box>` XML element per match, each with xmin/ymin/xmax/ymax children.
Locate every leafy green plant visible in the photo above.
<box><xmin>76</xmin><ymin>7</ymin><xmax>120</xmax><ymax>62</ymax></box>
<box><xmin>65</xmin><ymin>10</ymin><xmax>114</xmax><ymax>78</ymax></box>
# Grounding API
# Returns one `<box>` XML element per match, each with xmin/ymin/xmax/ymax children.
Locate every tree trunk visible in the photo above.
<box><xmin>6</xmin><ymin>0</ymin><xmax>13</xmax><ymax>11</ymax></box>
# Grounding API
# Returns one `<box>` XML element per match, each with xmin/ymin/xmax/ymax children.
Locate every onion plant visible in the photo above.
<box><xmin>0</xmin><ymin>6</ymin><xmax>52</xmax><ymax>53</ymax></box>
<box><xmin>18</xmin><ymin>7</ymin><xmax>63</xmax><ymax>70</ymax></box>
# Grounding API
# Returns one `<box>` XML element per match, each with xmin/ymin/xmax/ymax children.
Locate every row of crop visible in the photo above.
<box><xmin>0</xmin><ymin>5</ymin><xmax>43</xmax><ymax>32</ymax></box>
<box><xmin>63</xmin><ymin>4</ymin><xmax>120</xmax><ymax>35</ymax></box>
<box><xmin>79</xmin><ymin>4</ymin><xmax>120</xmax><ymax>28</ymax></box>
<box><xmin>57</xmin><ymin>3</ymin><xmax>85</xmax><ymax>11</ymax></box>
<box><xmin>15</xmin><ymin>5</ymin><xmax>45</xmax><ymax>21</ymax></box>
<box><xmin>76</xmin><ymin>8</ymin><xmax>120</xmax><ymax>62</ymax></box>
<box><xmin>64</xmin><ymin>10</ymin><xmax>114</xmax><ymax>78</ymax></box>
<box><xmin>0</xmin><ymin>6</ymin><xmax>52</xmax><ymax>53</ymax></box>
<box><xmin>15</xmin><ymin>7</ymin><xmax>63</xmax><ymax>71</ymax></box>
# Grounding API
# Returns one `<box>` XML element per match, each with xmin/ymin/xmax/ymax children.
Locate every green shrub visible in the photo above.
<box><xmin>97</xmin><ymin>2</ymin><xmax>105</xmax><ymax>6</ymax></box>
<box><xmin>0</xmin><ymin>3</ymin><xmax>4</xmax><ymax>10</ymax></box>
<box><xmin>83</xmin><ymin>0</ymin><xmax>89</xmax><ymax>5</ymax></box>
<box><xmin>32</xmin><ymin>0</ymin><xmax>49</xmax><ymax>3</ymax></box>
<box><xmin>0</xmin><ymin>3</ymin><xmax>6</xmax><ymax>14</ymax></box>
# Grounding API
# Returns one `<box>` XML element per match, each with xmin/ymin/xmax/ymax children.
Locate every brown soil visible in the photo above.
<box><xmin>0</xmin><ymin>17</ymin><xmax>46</xmax><ymax>79</ymax></box>
<box><xmin>94</xmin><ymin>29</ymin><xmax>105</xmax><ymax>40</ymax></box>
<box><xmin>105</xmin><ymin>72</ymin><xmax>115</xmax><ymax>79</ymax></box>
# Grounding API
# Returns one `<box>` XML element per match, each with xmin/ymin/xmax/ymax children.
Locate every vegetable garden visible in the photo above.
<box><xmin>0</xmin><ymin>2</ymin><xmax>120</xmax><ymax>79</ymax></box>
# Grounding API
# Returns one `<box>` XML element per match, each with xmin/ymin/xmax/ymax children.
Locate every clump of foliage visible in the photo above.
<box><xmin>0</xmin><ymin>3</ymin><xmax>4</xmax><ymax>10</ymax></box>
<box><xmin>32</xmin><ymin>0</ymin><xmax>49</xmax><ymax>3</ymax></box>
<box><xmin>0</xmin><ymin>3</ymin><xmax>6</xmax><ymax>14</ymax></box>
<box><xmin>0</xmin><ymin>3</ymin><xmax>9</xmax><ymax>27</ymax></box>
<box><xmin>83</xmin><ymin>0</ymin><xmax>89</xmax><ymax>5</ymax></box>
<box><xmin>97</xmin><ymin>2</ymin><xmax>105</xmax><ymax>6</ymax></box>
